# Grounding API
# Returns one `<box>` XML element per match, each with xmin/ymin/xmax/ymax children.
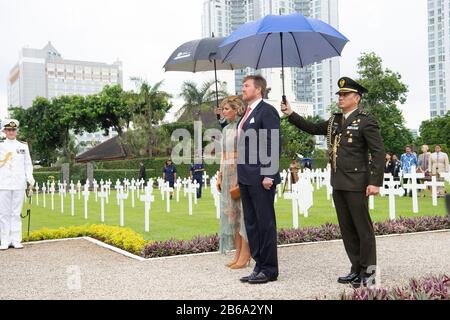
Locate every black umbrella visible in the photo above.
<box><xmin>163</xmin><ymin>34</ymin><xmax>243</xmax><ymax>109</ymax></box>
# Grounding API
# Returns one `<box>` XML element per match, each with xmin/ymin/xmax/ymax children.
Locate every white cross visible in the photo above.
<box><xmin>187</xmin><ymin>182</ymin><xmax>197</xmax><ymax>216</ymax></box>
<box><xmin>203</xmin><ymin>171</ymin><xmax>209</xmax><ymax>189</ymax></box>
<box><xmin>369</xmin><ymin>195</ymin><xmax>375</xmax><ymax>210</ymax></box>
<box><xmin>50</xmin><ymin>182</ymin><xmax>56</xmax><ymax>211</ymax></box>
<box><xmin>175</xmin><ymin>179</ymin><xmax>182</xmax><ymax>203</ymax></box>
<box><xmin>192</xmin><ymin>181</ymin><xmax>200</xmax><ymax>204</ymax></box>
<box><xmin>77</xmin><ymin>181</ymin><xmax>82</xmax><ymax>200</ymax></box>
<box><xmin>211</xmin><ymin>176</ymin><xmax>221</xmax><ymax>220</ymax></box>
<box><xmin>129</xmin><ymin>183</ymin><xmax>137</xmax><ymax>208</ymax></box>
<box><xmin>115</xmin><ymin>182</ymin><xmax>122</xmax><ymax>205</ymax></box>
<box><xmin>82</xmin><ymin>184</ymin><xmax>90</xmax><ymax>220</ymax></box>
<box><xmin>403</xmin><ymin>166</ymin><xmax>426</xmax><ymax>213</ymax></box>
<box><xmin>42</xmin><ymin>185</ymin><xmax>47</xmax><ymax>208</ymax></box>
<box><xmin>59</xmin><ymin>183</ymin><xmax>64</xmax><ymax>214</ymax></box>
<box><xmin>165</xmin><ymin>184</ymin><xmax>173</xmax><ymax>213</ymax></box>
<box><xmin>69</xmin><ymin>185</ymin><xmax>77</xmax><ymax>217</ymax></box>
<box><xmin>380</xmin><ymin>176</ymin><xmax>404</xmax><ymax>221</ymax></box>
<box><xmin>284</xmin><ymin>187</ymin><xmax>299</xmax><ymax>229</ymax></box>
<box><xmin>117</xmin><ymin>189</ymin><xmax>128</xmax><ymax>227</ymax></box>
<box><xmin>425</xmin><ymin>176</ymin><xmax>446</xmax><ymax>207</ymax></box>
<box><xmin>140</xmin><ymin>187</ymin><xmax>155</xmax><ymax>232</ymax></box>
<box><xmin>93</xmin><ymin>180</ymin><xmax>98</xmax><ymax>202</ymax></box>
<box><xmin>35</xmin><ymin>183</ymin><xmax>39</xmax><ymax>207</ymax></box>
<box><xmin>62</xmin><ymin>180</ymin><xmax>67</xmax><ymax>198</ymax></box>
<box><xmin>98</xmin><ymin>186</ymin><xmax>108</xmax><ymax>223</ymax></box>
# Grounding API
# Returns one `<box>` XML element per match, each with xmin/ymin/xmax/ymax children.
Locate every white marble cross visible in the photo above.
<box><xmin>62</xmin><ymin>181</ymin><xmax>67</xmax><ymax>198</ymax></box>
<box><xmin>129</xmin><ymin>183</ymin><xmax>137</xmax><ymax>208</ymax></box>
<box><xmin>117</xmin><ymin>189</ymin><xmax>128</xmax><ymax>227</ymax></box>
<box><xmin>284</xmin><ymin>187</ymin><xmax>299</xmax><ymax>229</ymax></box>
<box><xmin>59</xmin><ymin>183</ymin><xmax>64</xmax><ymax>214</ymax></box>
<box><xmin>403</xmin><ymin>166</ymin><xmax>426</xmax><ymax>213</ymax></box>
<box><xmin>35</xmin><ymin>183</ymin><xmax>39</xmax><ymax>207</ymax></box>
<box><xmin>42</xmin><ymin>185</ymin><xmax>47</xmax><ymax>208</ymax></box>
<box><xmin>115</xmin><ymin>181</ymin><xmax>122</xmax><ymax>205</ymax></box>
<box><xmin>77</xmin><ymin>181</ymin><xmax>82</xmax><ymax>200</ymax></box>
<box><xmin>69</xmin><ymin>185</ymin><xmax>77</xmax><ymax>217</ymax></box>
<box><xmin>380</xmin><ymin>176</ymin><xmax>404</xmax><ymax>221</ymax></box>
<box><xmin>187</xmin><ymin>182</ymin><xmax>197</xmax><ymax>216</ymax></box>
<box><xmin>293</xmin><ymin>178</ymin><xmax>313</xmax><ymax>218</ymax></box>
<box><xmin>211</xmin><ymin>176</ymin><xmax>221</xmax><ymax>220</ymax></box>
<box><xmin>165</xmin><ymin>184</ymin><xmax>173</xmax><ymax>213</ymax></box>
<box><xmin>140</xmin><ymin>187</ymin><xmax>155</xmax><ymax>232</ymax></box>
<box><xmin>98</xmin><ymin>186</ymin><xmax>108</xmax><ymax>223</ymax></box>
<box><xmin>192</xmin><ymin>181</ymin><xmax>200</xmax><ymax>204</ymax></box>
<box><xmin>174</xmin><ymin>179</ymin><xmax>182</xmax><ymax>203</ymax></box>
<box><xmin>93</xmin><ymin>180</ymin><xmax>98</xmax><ymax>202</ymax></box>
<box><xmin>425</xmin><ymin>176</ymin><xmax>446</xmax><ymax>207</ymax></box>
<box><xmin>50</xmin><ymin>182</ymin><xmax>56</xmax><ymax>211</ymax></box>
<box><xmin>203</xmin><ymin>171</ymin><xmax>209</xmax><ymax>189</ymax></box>
<box><xmin>369</xmin><ymin>195</ymin><xmax>375</xmax><ymax>210</ymax></box>
<box><xmin>82</xmin><ymin>184</ymin><xmax>90</xmax><ymax>220</ymax></box>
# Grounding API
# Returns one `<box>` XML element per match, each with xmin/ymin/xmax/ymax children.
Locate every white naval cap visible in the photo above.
<box><xmin>2</xmin><ymin>119</ymin><xmax>19</xmax><ymax>130</ymax></box>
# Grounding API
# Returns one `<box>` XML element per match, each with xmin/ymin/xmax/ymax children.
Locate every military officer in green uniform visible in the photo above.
<box><xmin>281</xmin><ymin>77</ymin><xmax>385</xmax><ymax>288</ymax></box>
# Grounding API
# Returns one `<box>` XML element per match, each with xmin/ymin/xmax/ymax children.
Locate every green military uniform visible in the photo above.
<box><xmin>287</xmin><ymin>77</ymin><xmax>385</xmax><ymax>278</ymax></box>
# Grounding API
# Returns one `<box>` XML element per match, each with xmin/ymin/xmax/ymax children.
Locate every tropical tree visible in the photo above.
<box><xmin>179</xmin><ymin>80</ymin><xmax>228</xmax><ymax>122</ymax></box>
<box><xmin>126</xmin><ymin>79</ymin><xmax>172</xmax><ymax>157</ymax></box>
<box><xmin>356</xmin><ymin>52</ymin><xmax>413</xmax><ymax>155</ymax></box>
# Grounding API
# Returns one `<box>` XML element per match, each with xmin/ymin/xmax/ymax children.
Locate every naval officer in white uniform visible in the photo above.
<box><xmin>0</xmin><ymin>119</ymin><xmax>34</xmax><ymax>250</ymax></box>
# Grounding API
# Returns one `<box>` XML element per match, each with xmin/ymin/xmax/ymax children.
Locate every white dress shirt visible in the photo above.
<box><xmin>0</xmin><ymin>138</ymin><xmax>34</xmax><ymax>190</ymax></box>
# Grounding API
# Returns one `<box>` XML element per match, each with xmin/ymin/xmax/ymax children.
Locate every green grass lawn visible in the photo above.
<box><xmin>23</xmin><ymin>184</ymin><xmax>449</xmax><ymax>241</ymax></box>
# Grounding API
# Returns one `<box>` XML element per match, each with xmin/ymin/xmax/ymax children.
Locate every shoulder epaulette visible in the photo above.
<box><xmin>358</xmin><ymin>109</ymin><xmax>371</xmax><ymax>117</ymax></box>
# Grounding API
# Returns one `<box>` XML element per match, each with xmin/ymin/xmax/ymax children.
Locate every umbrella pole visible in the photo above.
<box><xmin>213</xmin><ymin>59</ymin><xmax>219</xmax><ymax>108</ymax></box>
<box><xmin>280</xmin><ymin>33</ymin><xmax>286</xmax><ymax>104</ymax></box>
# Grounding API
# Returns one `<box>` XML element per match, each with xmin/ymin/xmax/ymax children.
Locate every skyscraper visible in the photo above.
<box><xmin>427</xmin><ymin>0</ymin><xmax>450</xmax><ymax>118</ymax></box>
<box><xmin>7</xmin><ymin>42</ymin><xmax>123</xmax><ymax>109</ymax></box>
<box><xmin>202</xmin><ymin>0</ymin><xmax>340</xmax><ymax>119</ymax></box>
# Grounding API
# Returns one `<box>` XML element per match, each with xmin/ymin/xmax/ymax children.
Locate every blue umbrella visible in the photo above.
<box><xmin>219</xmin><ymin>13</ymin><xmax>349</xmax><ymax>101</ymax></box>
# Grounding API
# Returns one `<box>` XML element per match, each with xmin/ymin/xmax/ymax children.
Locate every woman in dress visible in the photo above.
<box><xmin>217</xmin><ymin>96</ymin><xmax>251</xmax><ymax>269</ymax></box>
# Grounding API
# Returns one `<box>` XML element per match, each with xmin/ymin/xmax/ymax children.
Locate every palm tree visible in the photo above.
<box><xmin>128</xmin><ymin>78</ymin><xmax>172</xmax><ymax>157</ymax></box>
<box><xmin>179</xmin><ymin>80</ymin><xmax>228</xmax><ymax>122</ymax></box>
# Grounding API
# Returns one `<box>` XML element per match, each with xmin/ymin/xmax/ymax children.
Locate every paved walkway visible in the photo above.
<box><xmin>1</xmin><ymin>231</ymin><xmax>449</xmax><ymax>300</ymax></box>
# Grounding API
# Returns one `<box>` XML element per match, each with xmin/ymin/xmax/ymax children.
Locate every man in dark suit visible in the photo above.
<box><xmin>237</xmin><ymin>75</ymin><xmax>281</xmax><ymax>284</ymax></box>
<box><xmin>281</xmin><ymin>77</ymin><xmax>385</xmax><ymax>288</ymax></box>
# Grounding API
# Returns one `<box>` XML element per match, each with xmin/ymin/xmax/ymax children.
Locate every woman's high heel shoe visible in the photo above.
<box><xmin>229</xmin><ymin>258</ymin><xmax>251</xmax><ymax>269</ymax></box>
<box><xmin>225</xmin><ymin>260</ymin><xmax>238</xmax><ymax>267</ymax></box>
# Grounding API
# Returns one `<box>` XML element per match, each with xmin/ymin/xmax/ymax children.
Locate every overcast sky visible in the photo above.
<box><xmin>0</xmin><ymin>0</ymin><xmax>429</xmax><ymax>129</ymax></box>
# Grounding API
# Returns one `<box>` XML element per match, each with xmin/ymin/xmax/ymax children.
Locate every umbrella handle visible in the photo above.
<box><xmin>282</xmin><ymin>95</ymin><xmax>287</xmax><ymax>104</ymax></box>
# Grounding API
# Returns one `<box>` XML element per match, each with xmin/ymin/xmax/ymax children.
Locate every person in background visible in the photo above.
<box><xmin>429</xmin><ymin>144</ymin><xmax>449</xmax><ymax>197</ymax></box>
<box><xmin>162</xmin><ymin>159</ymin><xmax>176</xmax><ymax>200</ymax></box>
<box><xmin>392</xmin><ymin>154</ymin><xmax>402</xmax><ymax>183</ymax></box>
<box><xmin>215</xmin><ymin>105</ymin><xmax>228</xmax><ymax>129</ymax></box>
<box><xmin>400</xmin><ymin>146</ymin><xmax>418</xmax><ymax>196</ymax></box>
<box><xmin>417</xmin><ymin>145</ymin><xmax>431</xmax><ymax>197</ymax></box>
<box><xmin>190</xmin><ymin>160</ymin><xmax>205</xmax><ymax>199</ymax></box>
<box><xmin>289</xmin><ymin>159</ymin><xmax>300</xmax><ymax>185</ymax></box>
<box><xmin>138</xmin><ymin>161</ymin><xmax>147</xmax><ymax>184</ymax></box>
<box><xmin>384</xmin><ymin>153</ymin><xmax>395</xmax><ymax>175</ymax></box>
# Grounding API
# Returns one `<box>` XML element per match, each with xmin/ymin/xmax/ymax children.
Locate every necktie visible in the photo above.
<box><xmin>238</xmin><ymin>106</ymin><xmax>252</xmax><ymax>133</ymax></box>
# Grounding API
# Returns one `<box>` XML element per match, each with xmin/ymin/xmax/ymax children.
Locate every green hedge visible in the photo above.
<box><xmin>33</xmin><ymin>157</ymin><xmax>329</xmax><ymax>183</ymax></box>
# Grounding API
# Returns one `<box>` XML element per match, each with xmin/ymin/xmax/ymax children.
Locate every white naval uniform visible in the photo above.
<box><xmin>0</xmin><ymin>138</ymin><xmax>34</xmax><ymax>246</ymax></box>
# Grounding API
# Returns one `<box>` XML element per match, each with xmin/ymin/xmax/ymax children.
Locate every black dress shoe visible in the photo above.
<box><xmin>337</xmin><ymin>272</ymin><xmax>359</xmax><ymax>284</ymax></box>
<box><xmin>351</xmin><ymin>274</ymin><xmax>375</xmax><ymax>288</ymax></box>
<box><xmin>248</xmin><ymin>272</ymin><xmax>277</xmax><ymax>284</ymax></box>
<box><xmin>240</xmin><ymin>271</ymin><xmax>259</xmax><ymax>283</ymax></box>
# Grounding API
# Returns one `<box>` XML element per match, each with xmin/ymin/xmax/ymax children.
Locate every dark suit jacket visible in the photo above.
<box><xmin>384</xmin><ymin>160</ymin><xmax>395</xmax><ymax>175</ymax></box>
<box><xmin>237</xmin><ymin>100</ymin><xmax>281</xmax><ymax>186</ymax></box>
<box><xmin>288</xmin><ymin>109</ymin><xmax>385</xmax><ymax>192</ymax></box>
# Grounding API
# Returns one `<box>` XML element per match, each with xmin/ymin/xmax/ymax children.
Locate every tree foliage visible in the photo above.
<box><xmin>357</xmin><ymin>52</ymin><xmax>413</xmax><ymax>156</ymax></box>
